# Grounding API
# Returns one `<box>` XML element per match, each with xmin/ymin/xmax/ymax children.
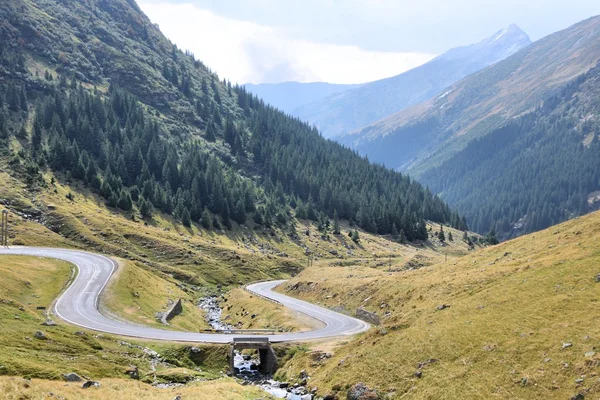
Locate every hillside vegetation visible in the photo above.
<box><xmin>0</xmin><ymin>0</ymin><xmax>464</xmax><ymax>246</ymax></box>
<box><xmin>346</xmin><ymin>15</ymin><xmax>600</xmax><ymax>240</ymax></box>
<box><xmin>276</xmin><ymin>210</ymin><xmax>600</xmax><ymax>399</ymax></box>
<box><xmin>420</xmin><ymin>63</ymin><xmax>600</xmax><ymax>239</ymax></box>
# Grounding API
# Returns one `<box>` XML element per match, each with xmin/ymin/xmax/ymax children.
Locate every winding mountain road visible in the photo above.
<box><xmin>0</xmin><ymin>247</ymin><xmax>369</xmax><ymax>343</ymax></box>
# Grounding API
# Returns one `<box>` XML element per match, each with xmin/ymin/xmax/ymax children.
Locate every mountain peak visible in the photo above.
<box><xmin>491</xmin><ymin>23</ymin><xmax>531</xmax><ymax>44</ymax></box>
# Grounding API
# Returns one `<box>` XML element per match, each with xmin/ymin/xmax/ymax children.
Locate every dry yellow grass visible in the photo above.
<box><xmin>0</xmin><ymin>376</ymin><xmax>272</xmax><ymax>400</ymax></box>
<box><xmin>277</xmin><ymin>211</ymin><xmax>600</xmax><ymax>399</ymax></box>
<box><xmin>220</xmin><ymin>288</ymin><xmax>321</xmax><ymax>332</ymax></box>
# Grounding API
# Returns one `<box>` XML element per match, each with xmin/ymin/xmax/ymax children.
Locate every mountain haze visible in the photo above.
<box><xmin>293</xmin><ymin>24</ymin><xmax>531</xmax><ymax>138</ymax></box>
<box><xmin>350</xmin><ymin>16</ymin><xmax>600</xmax><ymax>173</ymax></box>
<box><xmin>345</xmin><ymin>15</ymin><xmax>600</xmax><ymax>239</ymax></box>
<box><xmin>244</xmin><ymin>81</ymin><xmax>361</xmax><ymax>115</ymax></box>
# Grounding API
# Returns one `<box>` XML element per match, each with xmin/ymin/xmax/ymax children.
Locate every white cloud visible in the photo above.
<box><xmin>137</xmin><ymin>1</ymin><xmax>436</xmax><ymax>84</ymax></box>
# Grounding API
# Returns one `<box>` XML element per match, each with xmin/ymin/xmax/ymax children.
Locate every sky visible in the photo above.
<box><xmin>137</xmin><ymin>0</ymin><xmax>600</xmax><ymax>85</ymax></box>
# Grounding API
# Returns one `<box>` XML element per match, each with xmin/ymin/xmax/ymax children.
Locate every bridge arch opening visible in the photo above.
<box><xmin>230</xmin><ymin>337</ymin><xmax>277</xmax><ymax>375</ymax></box>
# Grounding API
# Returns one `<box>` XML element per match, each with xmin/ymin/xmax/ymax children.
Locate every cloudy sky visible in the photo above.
<box><xmin>137</xmin><ymin>0</ymin><xmax>600</xmax><ymax>84</ymax></box>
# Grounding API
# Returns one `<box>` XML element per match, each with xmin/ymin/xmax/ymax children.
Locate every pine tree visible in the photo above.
<box><xmin>448</xmin><ymin>231</ymin><xmax>454</xmax><ymax>242</ymax></box>
<box><xmin>352</xmin><ymin>229</ymin><xmax>360</xmax><ymax>243</ymax></box>
<box><xmin>332</xmin><ymin>210</ymin><xmax>341</xmax><ymax>234</ymax></box>
<box><xmin>485</xmin><ymin>227</ymin><xmax>499</xmax><ymax>245</ymax></box>
<box><xmin>139</xmin><ymin>197</ymin><xmax>153</xmax><ymax>218</ymax></box>
<box><xmin>118</xmin><ymin>190</ymin><xmax>133</xmax><ymax>211</ymax></box>
<box><xmin>181</xmin><ymin>208</ymin><xmax>191</xmax><ymax>227</ymax></box>
<box><xmin>391</xmin><ymin>222</ymin><xmax>399</xmax><ymax>239</ymax></box>
<box><xmin>31</xmin><ymin>119</ymin><xmax>43</xmax><ymax>157</ymax></box>
<box><xmin>201</xmin><ymin>207</ymin><xmax>212</xmax><ymax>229</ymax></box>
<box><xmin>398</xmin><ymin>229</ymin><xmax>407</xmax><ymax>244</ymax></box>
<box><xmin>438</xmin><ymin>225</ymin><xmax>445</xmax><ymax>242</ymax></box>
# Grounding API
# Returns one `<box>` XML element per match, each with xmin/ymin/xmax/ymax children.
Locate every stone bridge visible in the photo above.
<box><xmin>230</xmin><ymin>337</ymin><xmax>278</xmax><ymax>374</ymax></box>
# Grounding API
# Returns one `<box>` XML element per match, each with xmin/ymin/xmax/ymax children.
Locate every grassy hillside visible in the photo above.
<box><xmin>276</xmin><ymin>210</ymin><xmax>600</xmax><ymax>399</ymax></box>
<box><xmin>0</xmin><ymin>377</ymin><xmax>269</xmax><ymax>400</ymax></box>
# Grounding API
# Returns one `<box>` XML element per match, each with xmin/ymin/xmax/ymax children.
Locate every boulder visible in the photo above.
<box><xmin>81</xmin><ymin>380</ymin><xmax>100</xmax><ymax>389</ymax></box>
<box><xmin>34</xmin><ymin>331</ymin><xmax>47</xmax><ymax>340</ymax></box>
<box><xmin>126</xmin><ymin>366</ymin><xmax>139</xmax><ymax>380</ymax></box>
<box><xmin>41</xmin><ymin>319</ymin><xmax>57</xmax><ymax>326</ymax></box>
<box><xmin>347</xmin><ymin>383</ymin><xmax>379</xmax><ymax>400</ymax></box>
<box><xmin>63</xmin><ymin>373</ymin><xmax>82</xmax><ymax>382</ymax></box>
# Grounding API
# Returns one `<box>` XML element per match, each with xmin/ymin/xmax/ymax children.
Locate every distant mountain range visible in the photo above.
<box><xmin>246</xmin><ymin>24</ymin><xmax>531</xmax><ymax>139</ymax></box>
<box><xmin>244</xmin><ymin>82</ymin><xmax>361</xmax><ymax>115</ymax></box>
<box><xmin>347</xmin><ymin>15</ymin><xmax>600</xmax><ymax>239</ymax></box>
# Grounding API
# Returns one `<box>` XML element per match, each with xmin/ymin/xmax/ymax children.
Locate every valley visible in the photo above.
<box><xmin>1</xmin><ymin>0</ymin><xmax>600</xmax><ymax>399</ymax></box>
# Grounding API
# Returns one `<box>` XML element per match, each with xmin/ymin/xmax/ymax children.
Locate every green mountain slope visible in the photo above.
<box><xmin>0</xmin><ymin>0</ymin><xmax>465</xmax><ymax>241</ymax></box>
<box><xmin>419</xmin><ymin>63</ymin><xmax>600</xmax><ymax>239</ymax></box>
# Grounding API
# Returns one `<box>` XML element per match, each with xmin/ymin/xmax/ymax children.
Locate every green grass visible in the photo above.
<box><xmin>101</xmin><ymin>259</ymin><xmax>211</xmax><ymax>332</ymax></box>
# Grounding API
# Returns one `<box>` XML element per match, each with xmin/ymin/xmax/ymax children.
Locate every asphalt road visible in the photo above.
<box><xmin>0</xmin><ymin>247</ymin><xmax>370</xmax><ymax>343</ymax></box>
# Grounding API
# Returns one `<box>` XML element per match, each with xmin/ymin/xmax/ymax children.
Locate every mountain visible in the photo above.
<box><xmin>0</xmin><ymin>0</ymin><xmax>465</xmax><ymax>244</ymax></box>
<box><xmin>348</xmin><ymin>15</ymin><xmax>600</xmax><ymax>239</ymax></box>
<box><xmin>293</xmin><ymin>24</ymin><xmax>531</xmax><ymax>138</ymax></box>
<box><xmin>351</xmin><ymin>16</ymin><xmax>600</xmax><ymax>172</ymax></box>
<box><xmin>244</xmin><ymin>81</ymin><xmax>361</xmax><ymax>115</ymax></box>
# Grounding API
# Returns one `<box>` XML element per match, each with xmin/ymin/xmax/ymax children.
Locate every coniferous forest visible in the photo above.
<box><xmin>0</xmin><ymin>0</ymin><xmax>466</xmax><ymax>241</ymax></box>
<box><xmin>420</xmin><ymin>63</ymin><xmax>600</xmax><ymax>239</ymax></box>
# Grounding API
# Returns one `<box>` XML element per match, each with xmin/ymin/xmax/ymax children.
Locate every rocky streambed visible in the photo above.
<box><xmin>198</xmin><ymin>295</ymin><xmax>233</xmax><ymax>331</ymax></box>
<box><xmin>234</xmin><ymin>351</ymin><xmax>314</xmax><ymax>399</ymax></box>
<box><xmin>198</xmin><ymin>296</ymin><xmax>315</xmax><ymax>399</ymax></box>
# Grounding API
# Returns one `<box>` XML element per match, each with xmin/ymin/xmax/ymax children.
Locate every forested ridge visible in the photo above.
<box><xmin>420</xmin><ymin>62</ymin><xmax>600</xmax><ymax>239</ymax></box>
<box><xmin>0</xmin><ymin>0</ymin><xmax>465</xmax><ymax>241</ymax></box>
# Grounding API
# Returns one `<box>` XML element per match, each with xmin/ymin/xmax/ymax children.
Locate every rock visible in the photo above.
<box><xmin>595</xmin><ymin>274</ymin><xmax>600</xmax><ymax>283</ymax></box>
<box><xmin>41</xmin><ymin>319</ymin><xmax>57</xmax><ymax>326</ymax></box>
<box><xmin>34</xmin><ymin>331</ymin><xmax>47</xmax><ymax>340</ymax></box>
<box><xmin>126</xmin><ymin>366</ymin><xmax>139</xmax><ymax>379</ymax></box>
<box><xmin>190</xmin><ymin>346</ymin><xmax>201</xmax><ymax>354</ymax></box>
<box><xmin>301</xmin><ymin>394</ymin><xmax>313</xmax><ymax>400</ymax></box>
<box><xmin>436</xmin><ymin>304</ymin><xmax>451</xmax><ymax>311</ymax></box>
<box><xmin>323</xmin><ymin>395</ymin><xmax>338</xmax><ymax>400</ymax></box>
<box><xmin>562</xmin><ymin>342</ymin><xmax>573</xmax><ymax>349</ymax></box>
<box><xmin>172</xmin><ymin>396</ymin><xmax>182</xmax><ymax>400</ymax></box>
<box><xmin>63</xmin><ymin>373</ymin><xmax>82</xmax><ymax>382</ymax></box>
<box><xmin>414</xmin><ymin>370</ymin><xmax>423</xmax><ymax>378</ymax></box>
<box><xmin>74</xmin><ymin>331</ymin><xmax>86</xmax><ymax>336</ymax></box>
<box><xmin>299</xmin><ymin>370</ymin><xmax>309</xmax><ymax>379</ymax></box>
<box><xmin>279</xmin><ymin>382</ymin><xmax>289</xmax><ymax>388</ymax></box>
<box><xmin>242</xmin><ymin>354</ymin><xmax>252</xmax><ymax>361</ymax></box>
<box><xmin>575</xmin><ymin>378</ymin><xmax>584</xmax><ymax>384</ymax></box>
<box><xmin>347</xmin><ymin>383</ymin><xmax>379</xmax><ymax>400</ymax></box>
<box><xmin>585</xmin><ymin>351</ymin><xmax>596</xmax><ymax>357</ymax></box>
<box><xmin>81</xmin><ymin>380</ymin><xmax>100</xmax><ymax>389</ymax></box>
<box><xmin>571</xmin><ymin>394</ymin><xmax>585</xmax><ymax>400</ymax></box>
